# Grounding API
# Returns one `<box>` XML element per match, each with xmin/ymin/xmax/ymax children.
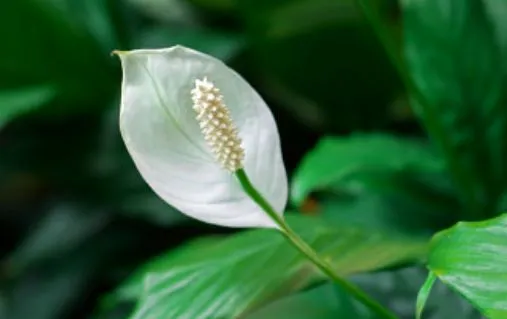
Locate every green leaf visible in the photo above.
<box><xmin>483</xmin><ymin>0</ymin><xmax>507</xmax><ymax>53</ymax></box>
<box><xmin>416</xmin><ymin>271</ymin><xmax>436</xmax><ymax>319</ymax></box>
<box><xmin>108</xmin><ymin>236</ymin><xmax>223</xmax><ymax>305</ymax></box>
<box><xmin>124</xmin><ymin>215</ymin><xmax>427</xmax><ymax>319</ymax></box>
<box><xmin>292</xmin><ymin>134</ymin><xmax>443</xmax><ymax>204</ymax></box>
<box><xmin>427</xmin><ymin>213</ymin><xmax>507</xmax><ymax>318</ymax></box>
<box><xmin>0</xmin><ymin>85</ymin><xmax>57</xmax><ymax>127</ymax></box>
<box><xmin>291</xmin><ymin>134</ymin><xmax>460</xmax><ymax>236</ymax></box>
<box><xmin>402</xmin><ymin>0</ymin><xmax>507</xmax><ymax>217</ymax></box>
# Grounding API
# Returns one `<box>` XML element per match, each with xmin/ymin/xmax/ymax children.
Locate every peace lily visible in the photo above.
<box><xmin>115</xmin><ymin>45</ymin><xmax>288</xmax><ymax>229</ymax></box>
<box><xmin>114</xmin><ymin>45</ymin><xmax>397</xmax><ymax>319</ymax></box>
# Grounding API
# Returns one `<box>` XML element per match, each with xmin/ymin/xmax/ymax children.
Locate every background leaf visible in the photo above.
<box><xmin>427</xmin><ymin>213</ymin><xmax>507</xmax><ymax>318</ymax></box>
<box><xmin>402</xmin><ymin>0</ymin><xmax>507</xmax><ymax>218</ymax></box>
<box><xmin>291</xmin><ymin>134</ymin><xmax>460</xmax><ymax>236</ymax></box>
<box><xmin>3</xmin><ymin>255</ymin><xmax>99</xmax><ymax>319</ymax></box>
<box><xmin>292</xmin><ymin>134</ymin><xmax>444</xmax><ymax>203</ymax></box>
<box><xmin>5</xmin><ymin>204</ymin><xmax>109</xmax><ymax>273</ymax></box>
<box><xmin>0</xmin><ymin>86</ymin><xmax>58</xmax><ymax>128</ymax></box>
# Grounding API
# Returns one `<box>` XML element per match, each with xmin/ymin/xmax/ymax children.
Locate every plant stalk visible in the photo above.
<box><xmin>235</xmin><ymin>169</ymin><xmax>398</xmax><ymax>319</ymax></box>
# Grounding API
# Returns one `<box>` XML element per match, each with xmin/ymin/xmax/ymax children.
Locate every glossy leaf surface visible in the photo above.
<box><xmin>122</xmin><ymin>215</ymin><xmax>427</xmax><ymax>319</ymax></box>
<box><xmin>428</xmin><ymin>214</ymin><xmax>507</xmax><ymax>318</ymax></box>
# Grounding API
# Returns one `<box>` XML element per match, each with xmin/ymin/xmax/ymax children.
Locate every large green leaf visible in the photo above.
<box><xmin>291</xmin><ymin>134</ymin><xmax>460</xmax><ymax>236</ymax></box>
<box><xmin>402</xmin><ymin>0</ymin><xmax>507</xmax><ymax>218</ymax></box>
<box><xmin>427</xmin><ymin>213</ymin><xmax>507</xmax><ymax>318</ymax></box>
<box><xmin>107</xmin><ymin>236</ymin><xmax>223</xmax><ymax>306</ymax></box>
<box><xmin>122</xmin><ymin>215</ymin><xmax>427</xmax><ymax>319</ymax></box>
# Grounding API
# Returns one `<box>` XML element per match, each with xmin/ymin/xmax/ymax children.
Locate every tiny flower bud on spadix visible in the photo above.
<box><xmin>191</xmin><ymin>77</ymin><xmax>245</xmax><ymax>172</ymax></box>
<box><xmin>115</xmin><ymin>46</ymin><xmax>288</xmax><ymax>229</ymax></box>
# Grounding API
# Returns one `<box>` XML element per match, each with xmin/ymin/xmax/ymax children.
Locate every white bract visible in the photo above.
<box><xmin>116</xmin><ymin>46</ymin><xmax>288</xmax><ymax>228</ymax></box>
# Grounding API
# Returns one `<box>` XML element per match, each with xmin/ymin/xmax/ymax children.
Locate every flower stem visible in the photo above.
<box><xmin>235</xmin><ymin>169</ymin><xmax>398</xmax><ymax>319</ymax></box>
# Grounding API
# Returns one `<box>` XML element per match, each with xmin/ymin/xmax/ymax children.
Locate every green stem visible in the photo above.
<box><xmin>354</xmin><ymin>0</ymin><xmax>480</xmax><ymax>219</ymax></box>
<box><xmin>235</xmin><ymin>169</ymin><xmax>398</xmax><ymax>319</ymax></box>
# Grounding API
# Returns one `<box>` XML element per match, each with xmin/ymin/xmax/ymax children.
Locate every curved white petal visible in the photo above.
<box><xmin>117</xmin><ymin>46</ymin><xmax>288</xmax><ymax>228</ymax></box>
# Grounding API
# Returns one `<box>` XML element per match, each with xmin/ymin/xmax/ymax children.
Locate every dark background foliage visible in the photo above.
<box><xmin>1</xmin><ymin>0</ymin><xmax>503</xmax><ymax>318</ymax></box>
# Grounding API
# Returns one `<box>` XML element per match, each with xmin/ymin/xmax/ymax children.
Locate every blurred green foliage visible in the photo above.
<box><xmin>1</xmin><ymin>0</ymin><xmax>505</xmax><ymax>318</ymax></box>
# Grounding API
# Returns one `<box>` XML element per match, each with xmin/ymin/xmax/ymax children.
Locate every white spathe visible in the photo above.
<box><xmin>117</xmin><ymin>46</ymin><xmax>288</xmax><ymax>228</ymax></box>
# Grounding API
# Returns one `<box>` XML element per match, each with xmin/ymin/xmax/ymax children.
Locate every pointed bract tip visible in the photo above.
<box><xmin>111</xmin><ymin>50</ymin><xmax>128</xmax><ymax>57</ymax></box>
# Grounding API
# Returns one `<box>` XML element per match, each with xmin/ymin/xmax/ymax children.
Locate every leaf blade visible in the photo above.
<box><xmin>291</xmin><ymin>134</ymin><xmax>458</xmax><ymax>236</ymax></box>
<box><xmin>427</xmin><ymin>213</ymin><xmax>507</xmax><ymax>318</ymax></box>
<box><xmin>119</xmin><ymin>215</ymin><xmax>427</xmax><ymax>319</ymax></box>
<box><xmin>402</xmin><ymin>0</ymin><xmax>507</xmax><ymax>217</ymax></box>
<box><xmin>291</xmin><ymin>134</ymin><xmax>443</xmax><ymax>205</ymax></box>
